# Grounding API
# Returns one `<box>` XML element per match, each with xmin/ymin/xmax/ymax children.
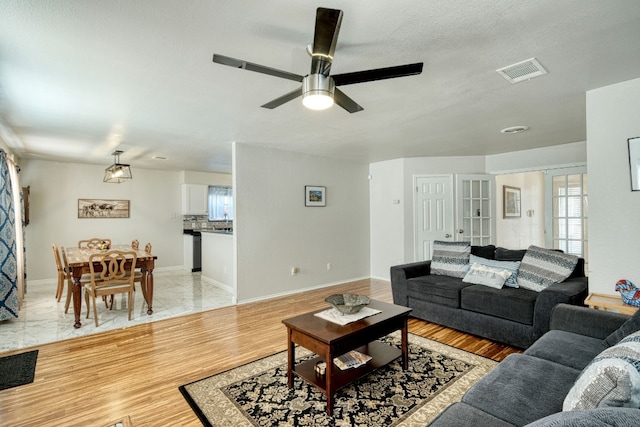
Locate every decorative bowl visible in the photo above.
<box><xmin>325</xmin><ymin>294</ymin><xmax>370</xmax><ymax>315</ymax></box>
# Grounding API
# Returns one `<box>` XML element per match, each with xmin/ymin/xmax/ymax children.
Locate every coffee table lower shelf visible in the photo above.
<box><xmin>292</xmin><ymin>340</ymin><xmax>401</xmax><ymax>394</ymax></box>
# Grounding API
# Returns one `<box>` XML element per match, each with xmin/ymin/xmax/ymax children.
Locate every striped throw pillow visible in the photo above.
<box><xmin>563</xmin><ymin>330</ymin><xmax>640</xmax><ymax>410</ymax></box>
<box><xmin>517</xmin><ymin>245</ymin><xmax>578</xmax><ymax>292</ymax></box>
<box><xmin>430</xmin><ymin>241</ymin><xmax>471</xmax><ymax>278</ymax></box>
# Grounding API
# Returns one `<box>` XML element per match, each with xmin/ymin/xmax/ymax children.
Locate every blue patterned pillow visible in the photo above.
<box><xmin>469</xmin><ymin>254</ymin><xmax>521</xmax><ymax>288</ymax></box>
<box><xmin>563</xmin><ymin>330</ymin><xmax>640</xmax><ymax>410</ymax></box>
<box><xmin>517</xmin><ymin>245</ymin><xmax>578</xmax><ymax>292</ymax></box>
<box><xmin>430</xmin><ymin>241</ymin><xmax>471</xmax><ymax>278</ymax></box>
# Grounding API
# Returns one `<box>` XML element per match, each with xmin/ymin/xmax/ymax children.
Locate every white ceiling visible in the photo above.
<box><xmin>2</xmin><ymin>0</ymin><xmax>640</xmax><ymax>174</ymax></box>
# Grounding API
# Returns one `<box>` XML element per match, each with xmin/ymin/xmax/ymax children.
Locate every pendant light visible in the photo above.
<box><xmin>103</xmin><ymin>150</ymin><xmax>132</xmax><ymax>183</ymax></box>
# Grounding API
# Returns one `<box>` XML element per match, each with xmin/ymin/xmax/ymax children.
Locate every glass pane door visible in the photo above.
<box><xmin>456</xmin><ymin>175</ymin><xmax>493</xmax><ymax>245</ymax></box>
<box><xmin>546</xmin><ymin>168</ymin><xmax>588</xmax><ymax>271</ymax></box>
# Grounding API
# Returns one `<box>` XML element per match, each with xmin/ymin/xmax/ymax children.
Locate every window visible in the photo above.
<box><xmin>208</xmin><ymin>186</ymin><xmax>233</xmax><ymax>221</ymax></box>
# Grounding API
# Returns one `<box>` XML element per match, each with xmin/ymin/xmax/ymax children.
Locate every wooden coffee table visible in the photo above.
<box><xmin>282</xmin><ymin>299</ymin><xmax>412</xmax><ymax>416</ymax></box>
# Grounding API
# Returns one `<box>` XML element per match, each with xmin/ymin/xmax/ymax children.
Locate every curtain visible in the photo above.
<box><xmin>0</xmin><ymin>149</ymin><xmax>19</xmax><ymax>320</ymax></box>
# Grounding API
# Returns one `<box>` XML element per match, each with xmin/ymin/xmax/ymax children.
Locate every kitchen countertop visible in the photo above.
<box><xmin>200</xmin><ymin>229</ymin><xmax>233</xmax><ymax>235</ymax></box>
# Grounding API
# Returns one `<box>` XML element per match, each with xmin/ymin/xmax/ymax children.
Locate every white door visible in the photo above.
<box><xmin>455</xmin><ymin>174</ymin><xmax>495</xmax><ymax>245</ymax></box>
<box><xmin>414</xmin><ymin>175</ymin><xmax>454</xmax><ymax>261</ymax></box>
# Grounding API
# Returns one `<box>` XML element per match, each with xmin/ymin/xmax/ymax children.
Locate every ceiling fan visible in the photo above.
<box><xmin>212</xmin><ymin>7</ymin><xmax>423</xmax><ymax>113</ymax></box>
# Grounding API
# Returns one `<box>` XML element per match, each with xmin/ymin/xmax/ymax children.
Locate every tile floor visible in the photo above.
<box><xmin>0</xmin><ymin>270</ymin><xmax>235</xmax><ymax>353</ymax></box>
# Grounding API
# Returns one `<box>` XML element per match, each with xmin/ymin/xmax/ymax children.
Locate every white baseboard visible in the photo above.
<box><xmin>237</xmin><ymin>276</ymin><xmax>371</xmax><ymax>305</ymax></box>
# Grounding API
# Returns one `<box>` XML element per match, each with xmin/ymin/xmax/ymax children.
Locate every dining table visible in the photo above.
<box><xmin>65</xmin><ymin>244</ymin><xmax>157</xmax><ymax>328</ymax></box>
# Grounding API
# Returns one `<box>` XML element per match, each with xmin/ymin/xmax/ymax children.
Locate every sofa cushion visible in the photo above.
<box><xmin>430</xmin><ymin>240</ymin><xmax>471</xmax><ymax>278</ymax></box>
<box><xmin>462</xmin><ymin>262</ymin><xmax>512</xmax><ymax>289</ymax></box>
<box><xmin>407</xmin><ymin>275</ymin><xmax>472</xmax><ymax>308</ymax></box>
<box><xmin>463</xmin><ymin>354</ymin><xmax>580</xmax><ymax>426</ymax></box>
<box><xmin>471</xmin><ymin>244</ymin><xmax>496</xmax><ymax>260</ymax></box>
<box><xmin>461</xmin><ymin>285</ymin><xmax>537</xmax><ymax>325</ymax></box>
<box><xmin>525</xmin><ymin>407</ymin><xmax>640</xmax><ymax>427</ymax></box>
<box><xmin>495</xmin><ymin>247</ymin><xmax>527</xmax><ymax>261</ymax></box>
<box><xmin>428</xmin><ymin>402</ymin><xmax>515</xmax><ymax>427</ymax></box>
<box><xmin>517</xmin><ymin>245</ymin><xmax>579</xmax><ymax>292</ymax></box>
<box><xmin>563</xmin><ymin>330</ymin><xmax>640</xmax><ymax>410</ymax></box>
<box><xmin>469</xmin><ymin>254</ymin><xmax>521</xmax><ymax>288</ymax></box>
<box><xmin>605</xmin><ymin>308</ymin><xmax>640</xmax><ymax>347</ymax></box>
<box><xmin>525</xmin><ymin>330</ymin><xmax>606</xmax><ymax>371</ymax></box>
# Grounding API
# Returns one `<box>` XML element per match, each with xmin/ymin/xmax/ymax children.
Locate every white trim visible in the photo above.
<box><xmin>487</xmin><ymin>162</ymin><xmax>586</xmax><ymax>175</ymax></box>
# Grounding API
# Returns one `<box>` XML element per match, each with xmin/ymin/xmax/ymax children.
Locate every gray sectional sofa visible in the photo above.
<box><xmin>427</xmin><ymin>304</ymin><xmax>640</xmax><ymax>426</ymax></box>
<box><xmin>390</xmin><ymin>245</ymin><xmax>588</xmax><ymax>348</ymax></box>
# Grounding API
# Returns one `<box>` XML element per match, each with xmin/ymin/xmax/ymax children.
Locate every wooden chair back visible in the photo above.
<box><xmin>52</xmin><ymin>243</ymin><xmax>64</xmax><ymax>301</ymax></box>
<box><xmin>86</xmin><ymin>250</ymin><xmax>137</xmax><ymax>326</ymax></box>
<box><xmin>78</xmin><ymin>238</ymin><xmax>111</xmax><ymax>249</ymax></box>
<box><xmin>144</xmin><ymin>243</ymin><xmax>152</xmax><ymax>254</ymax></box>
<box><xmin>131</xmin><ymin>239</ymin><xmax>139</xmax><ymax>250</ymax></box>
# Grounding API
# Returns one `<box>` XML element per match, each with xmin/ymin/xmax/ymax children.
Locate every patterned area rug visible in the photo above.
<box><xmin>179</xmin><ymin>333</ymin><xmax>497</xmax><ymax>426</ymax></box>
<box><xmin>0</xmin><ymin>349</ymin><xmax>38</xmax><ymax>391</ymax></box>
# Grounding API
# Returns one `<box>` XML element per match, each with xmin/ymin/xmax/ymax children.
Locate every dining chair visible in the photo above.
<box><xmin>131</xmin><ymin>239</ymin><xmax>139</xmax><ymax>250</ymax></box>
<box><xmin>60</xmin><ymin>246</ymin><xmax>91</xmax><ymax>314</ymax></box>
<box><xmin>85</xmin><ymin>249</ymin><xmax>137</xmax><ymax>327</ymax></box>
<box><xmin>132</xmin><ymin>243</ymin><xmax>152</xmax><ymax>299</ymax></box>
<box><xmin>52</xmin><ymin>244</ymin><xmax>65</xmax><ymax>301</ymax></box>
<box><xmin>78</xmin><ymin>238</ymin><xmax>111</xmax><ymax>249</ymax></box>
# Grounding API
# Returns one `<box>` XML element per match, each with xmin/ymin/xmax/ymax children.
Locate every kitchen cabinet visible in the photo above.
<box><xmin>182</xmin><ymin>184</ymin><xmax>208</xmax><ymax>215</ymax></box>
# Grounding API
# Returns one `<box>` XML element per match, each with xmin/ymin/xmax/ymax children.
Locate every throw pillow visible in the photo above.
<box><xmin>468</xmin><ymin>254</ymin><xmax>521</xmax><ymax>288</ymax></box>
<box><xmin>495</xmin><ymin>247</ymin><xmax>527</xmax><ymax>262</ymax></box>
<box><xmin>563</xmin><ymin>330</ymin><xmax>640</xmax><ymax>411</ymax></box>
<box><xmin>605</xmin><ymin>309</ymin><xmax>640</xmax><ymax>347</ymax></box>
<box><xmin>517</xmin><ymin>245</ymin><xmax>579</xmax><ymax>292</ymax></box>
<box><xmin>462</xmin><ymin>262</ymin><xmax>511</xmax><ymax>289</ymax></box>
<box><xmin>430</xmin><ymin>241</ymin><xmax>471</xmax><ymax>278</ymax></box>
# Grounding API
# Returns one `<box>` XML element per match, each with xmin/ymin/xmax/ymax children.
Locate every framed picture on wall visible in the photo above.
<box><xmin>503</xmin><ymin>186</ymin><xmax>521</xmax><ymax>218</ymax></box>
<box><xmin>78</xmin><ymin>199</ymin><xmax>130</xmax><ymax>218</ymax></box>
<box><xmin>305</xmin><ymin>186</ymin><xmax>326</xmax><ymax>207</ymax></box>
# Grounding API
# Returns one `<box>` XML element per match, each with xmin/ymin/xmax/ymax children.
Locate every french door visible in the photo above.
<box><xmin>456</xmin><ymin>175</ymin><xmax>494</xmax><ymax>246</ymax></box>
<box><xmin>544</xmin><ymin>167</ymin><xmax>588</xmax><ymax>270</ymax></box>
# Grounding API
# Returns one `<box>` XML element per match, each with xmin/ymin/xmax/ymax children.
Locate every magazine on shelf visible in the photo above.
<box><xmin>333</xmin><ymin>350</ymin><xmax>372</xmax><ymax>370</ymax></box>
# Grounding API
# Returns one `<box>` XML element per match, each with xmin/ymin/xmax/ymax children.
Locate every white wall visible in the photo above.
<box><xmin>495</xmin><ymin>172</ymin><xmax>545</xmax><ymax>249</ymax></box>
<box><xmin>234</xmin><ymin>143</ymin><xmax>370</xmax><ymax>302</ymax></box>
<box><xmin>369</xmin><ymin>159</ymin><xmax>405</xmax><ymax>279</ymax></box>
<box><xmin>21</xmin><ymin>160</ymin><xmax>185</xmax><ymax>280</ymax></box>
<box><xmin>587</xmin><ymin>77</ymin><xmax>640</xmax><ymax>295</ymax></box>
<box><xmin>369</xmin><ymin>156</ymin><xmax>486</xmax><ymax>280</ymax></box>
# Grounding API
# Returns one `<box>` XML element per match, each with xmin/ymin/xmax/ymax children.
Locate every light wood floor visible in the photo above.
<box><xmin>0</xmin><ymin>279</ymin><xmax>520</xmax><ymax>427</ymax></box>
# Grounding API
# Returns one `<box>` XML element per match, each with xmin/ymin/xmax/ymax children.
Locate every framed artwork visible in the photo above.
<box><xmin>628</xmin><ymin>136</ymin><xmax>640</xmax><ymax>191</ymax></box>
<box><xmin>305</xmin><ymin>186</ymin><xmax>326</xmax><ymax>207</ymax></box>
<box><xmin>503</xmin><ymin>186</ymin><xmax>521</xmax><ymax>218</ymax></box>
<box><xmin>78</xmin><ymin>199</ymin><xmax>130</xmax><ymax>218</ymax></box>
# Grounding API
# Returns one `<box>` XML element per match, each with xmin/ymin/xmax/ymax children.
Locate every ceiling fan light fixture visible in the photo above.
<box><xmin>302</xmin><ymin>74</ymin><xmax>335</xmax><ymax>110</ymax></box>
<box><xmin>103</xmin><ymin>150</ymin><xmax>132</xmax><ymax>183</ymax></box>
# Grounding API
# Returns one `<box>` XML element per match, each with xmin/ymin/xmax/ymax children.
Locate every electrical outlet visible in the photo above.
<box><xmin>291</xmin><ymin>267</ymin><xmax>299</xmax><ymax>276</ymax></box>
<box><xmin>326</xmin><ymin>263</ymin><xmax>332</xmax><ymax>270</ymax></box>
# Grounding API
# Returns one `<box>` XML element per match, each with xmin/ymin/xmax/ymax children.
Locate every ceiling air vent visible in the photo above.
<box><xmin>497</xmin><ymin>58</ymin><xmax>547</xmax><ymax>84</ymax></box>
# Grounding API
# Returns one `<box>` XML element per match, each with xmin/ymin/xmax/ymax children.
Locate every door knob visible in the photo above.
<box><xmin>445</xmin><ymin>233</ymin><xmax>452</xmax><ymax>238</ymax></box>
<box><xmin>458</xmin><ymin>229</ymin><xmax>464</xmax><ymax>234</ymax></box>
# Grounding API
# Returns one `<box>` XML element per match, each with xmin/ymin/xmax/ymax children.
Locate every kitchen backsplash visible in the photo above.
<box><xmin>183</xmin><ymin>215</ymin><xmax>233</xmax><ymax>230</ymax></box>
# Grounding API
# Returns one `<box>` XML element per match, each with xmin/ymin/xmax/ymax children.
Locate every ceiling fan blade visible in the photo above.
<box><xmin>332</xmin><ymin>62</ymin><xmax>424</xmax><ymax>86</ymax></box>
<box><xmin>261</xmin><ymin>87</ymin><xmax>303</xmax><ymax>109</ymax></box>
<box><xmin>213</xmin><ymin>54</ymin><xmax>304</xmax><ymax>83</ymax></box>
<box><xmin>333</xmin><ymin>88</ymin><xmax>364</xmax><ymax>113</ymax></box>
<box><xmin>310</xmin><ymin>8</ymin><xmax>343</xmax><ymax>76</ymax></box>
